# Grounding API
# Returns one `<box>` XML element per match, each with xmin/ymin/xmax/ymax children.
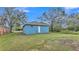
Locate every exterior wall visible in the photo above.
<box><xmin>40</xmin><ymin>26</ymin><xmax>49</xmax><ymax>33</ymax></box>
<box><xmin>23</xmin><ymin>25</ymin><xmax>49</xmax><ymax>35</ymax></box>
<box><xmin>0</xmin><ymin>27</ymin><xmax>10</xmax><ymax>35</ymax></box>
<box><xmin>23</xmin><ymin>25</ymin><xmax>38</xmax><ymax>34</ymax></box>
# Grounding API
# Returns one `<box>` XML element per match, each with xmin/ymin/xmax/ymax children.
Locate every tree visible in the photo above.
<box><xmin>3</xmin><ymin>7</ymin><xmax>28</xmax><ymax>32</ymax></box>
<box><xmin>12</xmin><ymin>9</ymin><xmax>28</xmax><ymax>31</ymax></box>
<box><xmin>38</xmin><ymin>7</ymin><xmax>65</xmax><ymax>32</ymax></box>
<box><xmin>0</xmin><ymin>16</ymin><xmax>6</xmax><ymax>26</ymax></box>
<box><xmin>14</xmin><ymin>10</ymin><xmax>28</xmax><ymax>25</ymax></box>
<box><xmin>66</xmin><ymin>13</ymin><xmax>79</xmax><ymax>31</ymax></box>
<box><xmin>3</xmin><ymin>7</ymin><xmax>16</xmax><ymax>32</ymax></box>
<box><xmin>53</xmin><ymin>19</ymin><xmax>62</xmax><ymax>32</ymax></box>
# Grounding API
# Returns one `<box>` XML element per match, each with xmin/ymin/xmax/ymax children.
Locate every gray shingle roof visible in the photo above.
<box><xmin>24</xmin><ymin>22</ymin><xmax>49</xmax><ymax>26</ymax></box>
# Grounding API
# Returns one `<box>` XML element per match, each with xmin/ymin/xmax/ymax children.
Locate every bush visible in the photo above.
<box><xmin>75</xmin><ymin>25</ymin><xmax>79</xmax><ymax>31</ymax></box>
<box><xmin>61</xmin><ymin>29</ymin><xmax>79</xmax><ymax>35</ymax></box>
<box><xmin>53</xmin><ymin>23</ymin><xmax>62</xmax><ymax>32</ymax></box>
<box><xmin>67</xmin><ymin>25</ymin><xmax>79</xmax><ymax>31</ymax></box>
<box><xmin>67</xmin><ymin>25</ymin><xmax>74</xmax><ymax>31</ymax></box>
<box><xmin>53</xmin><ymin>27</ymin><xmax>61</xmax><ymax>32</ymax></box>
<box><xmin>61</xmin><ymin>30</ymin><xmax>73</xmax><ymax>34</ymax></box>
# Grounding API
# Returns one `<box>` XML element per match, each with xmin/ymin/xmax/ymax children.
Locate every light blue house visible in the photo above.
<box><xmin>23</xmin><ymin>22</ymin><xmax>49</xmax><ymax>35</ymax></box>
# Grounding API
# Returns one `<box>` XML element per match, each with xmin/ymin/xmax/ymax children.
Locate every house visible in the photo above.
<box><xmin>0</xmin><ymin>25</ymin><xmax>10</xmax><ymax>35</ymax></box>
<box><xmin>23</xmin><ymin>22</ymin><xmax>49</xmax><ymax>35</ymax></box>
<box><xmin>0</xmin><ymin>17</ymin><xmax>10</xmax><ymax>35</ymax></box>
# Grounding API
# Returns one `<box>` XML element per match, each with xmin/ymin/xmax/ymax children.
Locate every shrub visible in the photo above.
<box><xmin>61</xmin><ymin>30</ymin><xmax>73</xmax><ymax>34</ymax></box>
<box><xmin>53</xmin><ymin>22</ymin><xmax>62</xmax><ymax>32</ymax></box>
<box><xmin>61</xmin><ymin>29</ymin><xmax>79</xmax><ymax>35</ymax></box>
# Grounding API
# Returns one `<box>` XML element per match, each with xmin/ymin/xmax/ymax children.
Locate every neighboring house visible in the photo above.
<box><xmin>0</xmin><ymin>16</ymin><xmax>10</xmax><ymax>35</ymax></box>
<box><xmin>0</xmin><ymin>25</ymin><xmax>10</xmax><ymax>35</ymax></box>
<box><xmin>23</xmin><ymin>22</ymin><xmax>49</xmax><ymax>35</ymax></box>
<box><xmin>0</xmin><ymin>25</ymin><xmax>9</xmax><ymax>35</ymax></box>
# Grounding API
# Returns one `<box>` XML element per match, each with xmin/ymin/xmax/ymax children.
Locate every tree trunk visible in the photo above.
<box><xmin>9</xmin><ymin>25</ymin><xmax>13</xmax><ymax>33</ymax></box>
<box><xmin>50</xmin><ymin>21</ymin><xmax>54</xmax><ymax>32</ymax></box>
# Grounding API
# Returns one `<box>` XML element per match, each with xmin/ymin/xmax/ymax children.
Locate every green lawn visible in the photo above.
<box><xmin>0</xmin><ymin>32</ymin><xmax>79</xmax><ymax>51</ymax></box>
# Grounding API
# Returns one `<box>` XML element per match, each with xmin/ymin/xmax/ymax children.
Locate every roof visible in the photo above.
<box><xmin>25</xmin><ymin>22</ymin><xmax>48</xmax><ymax>26</ymax></box>
<box><xmin>23</xmin><ymin>22</ymin><xmax>49</xmax><ymax>27</ymax></box>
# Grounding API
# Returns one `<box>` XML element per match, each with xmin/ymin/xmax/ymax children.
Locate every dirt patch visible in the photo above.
<box><xmin>54</xmin><ymin>38</ymin><xmax>79</xmax><ymax>50</ymax></box>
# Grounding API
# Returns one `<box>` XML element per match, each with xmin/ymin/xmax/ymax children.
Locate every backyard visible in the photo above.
<box><xmin>1</xmin><ymin>32</ymin><xmax>79</xmax><ymax>51</ymax></box>
<box><xmin>1</xmin><ymin>7</ymin><xmax>79</xmax><ymax>51</ymax></box>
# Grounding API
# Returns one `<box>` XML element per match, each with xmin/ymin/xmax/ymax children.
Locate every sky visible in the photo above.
<box><xmin>17</xmin><ymin>7</ymin><xmax>79</xmax><ymax>22</ymax></box>
<box><xmin>24</xmin><ymin>7</ymin><xmax>50</xmax><ymax>22</ymax></box>
<box><xmin>65</xmin><ymin>7</ymin><xmax>79</xmax><ymax>15</ymax></box>
<box><xmin>0</xmin><ymin>7</ymin><xmax>79</xmax><ymax>22</ymax></box>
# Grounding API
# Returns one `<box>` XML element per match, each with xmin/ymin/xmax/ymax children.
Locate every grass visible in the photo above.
<box><xmin>0</xmin><ymin>32</ymin><xmax>79</xmax><ymax>51</ymax></box>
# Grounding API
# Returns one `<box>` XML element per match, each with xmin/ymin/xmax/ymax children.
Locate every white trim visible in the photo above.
<box><xmin>38</xmin><ymin>26</ymin><xmax>40</xmax><ymax>33</ymax></box>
